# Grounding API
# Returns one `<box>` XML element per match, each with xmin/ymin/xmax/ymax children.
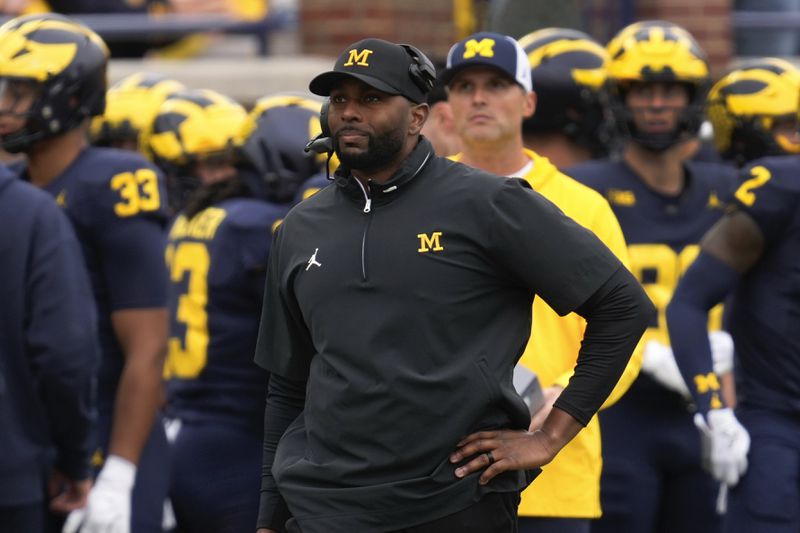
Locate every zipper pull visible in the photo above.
<box><xmin>363</xmin><ymin>197</ymin><xmax>372</xmax><ymax>213</ymax></box>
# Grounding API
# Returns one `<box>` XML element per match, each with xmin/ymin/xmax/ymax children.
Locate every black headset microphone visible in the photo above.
<box><xmin>303</xmin><ymin>135</ymin><xmax>333</xmax><ymax>155</ymax></box>
<box><xmin>304</xmin><ymin>98</ymin><xmax>332</xmax><ymax>155</ymax></box>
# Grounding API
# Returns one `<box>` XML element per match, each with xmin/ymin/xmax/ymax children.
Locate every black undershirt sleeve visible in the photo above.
<box><xmin>257</xmin><ymin>373</ymin><xmax>307</xmax><ymax>531</ymax></box>
<box><xmin>552</xmin><ymin>265</ymin><xmax>655</xmax><ymax>426</ymax></box>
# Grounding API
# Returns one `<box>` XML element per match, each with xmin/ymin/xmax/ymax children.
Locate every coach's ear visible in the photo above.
<box><xmin>409</xmin><ymin>102</ymin><xmax>430</xmax><ymax>136</ymax></box>
<box><xmin>523</xmin><ymin>90</ymin><xmax>536</xmax><ymax>119</ymax></box>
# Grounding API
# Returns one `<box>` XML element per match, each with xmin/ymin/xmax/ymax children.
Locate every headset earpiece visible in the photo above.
<box><xmin>319</xmin><ymin>98</ymin><xmax>331</xmax><ymax>137</ymax></box>
<box><xmin>401</xmin><ymin>44</ymin><xmax>436</xmax><ymax>95</ymax></box>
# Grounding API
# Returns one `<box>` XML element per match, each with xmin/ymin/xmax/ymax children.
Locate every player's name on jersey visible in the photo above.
<box><xmin>169</xmin><ymin>207</ymin><xmax>227</xmax><ymax>241</ymax></box>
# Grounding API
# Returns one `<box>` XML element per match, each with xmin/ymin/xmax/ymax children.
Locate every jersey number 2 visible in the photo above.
<box><xmin>735</xmin><ymin>165</ymin><xmax>772</xmax><ymax>207</ymax></box>
<box><xmin>164</xmin><ymin>242</ymin><xmax>210</xmax><ymax>379</ymax></box>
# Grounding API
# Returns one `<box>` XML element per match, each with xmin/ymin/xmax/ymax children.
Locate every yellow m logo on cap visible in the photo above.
<box><xmin>463</xmin><ymin>38</ymin><xmax>496</xmax><ymax>59</ymax></box>
<box><xmin>344</xmin><ymin>48</ymin><xmax>374</xmax><ymax>67</ymax></box>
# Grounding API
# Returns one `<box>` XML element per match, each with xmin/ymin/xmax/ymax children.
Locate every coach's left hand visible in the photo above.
<box><xmin>450</xmin><ymin>407</ymin><xmax>582</xmax><ymax>485</ymax></box>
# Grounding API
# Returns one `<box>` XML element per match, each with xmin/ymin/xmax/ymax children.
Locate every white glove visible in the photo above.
<box><xmin>709</xmin><ymin>330</ymin><xmax>734</xmax><ymax>375</ymax></box>
<box><xmin>641</xmin><ymin>340</ymin><xmax>691</xmax><ymax>398</ymax></box>
<box><xmin>694</xmin><ymin>408</ymin><xmax>750</xmax><ymax>487</ymax></box>
<box><xmin>63</xmin><ymin>455</ymin><xmax>136</xmax><ymax>533</ymax></box>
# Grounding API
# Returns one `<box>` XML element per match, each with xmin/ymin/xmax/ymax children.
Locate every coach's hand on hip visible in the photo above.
<box><xmin>450</xmin><ymin>406</ymin><xmax>582</xmax><ymax>485</ymax></box>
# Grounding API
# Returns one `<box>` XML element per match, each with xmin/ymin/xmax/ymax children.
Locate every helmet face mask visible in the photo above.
<box><xmin>194</xmin><ymin>154</ymin><xmax>239</xmax><ymax>185</ymax></box>
<box><xmin>707</xmin><ymin>58</ymin><xmax>800</xmax><ymax>166</ymax></box>
<box><xmin>0</xmin><ymin>14</ymin><xmax>109</xmax><ymax>153</ymax></box>
<box><xmin>0</xmin><ymin>78</ymin><xmax>42</xmax><ymax>117</ymax></box>
<box><xmin>771</xmin><ymin>116</ymin><xmax>800</xmax><ymax>154</ymax></box>
<box><xmin>0</xmin><ymin>77</ymin><xmax>45</xmax><ymax>150</ymax></box>
<box><xmin>605</xmin><ymin>21</ymin><xmax>710</xmax><ymax>153</ymax></box>
<box><xmin>611</xmin><ymin>79</ymin><xmax>702</xmax><ymax>153</ymax></box>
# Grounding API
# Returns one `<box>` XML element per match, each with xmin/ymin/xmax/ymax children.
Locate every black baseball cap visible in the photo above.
<box><xmin>309</xmin><ymin>38</ymin><xmax>430</xmax><ymax>104</ymax></box>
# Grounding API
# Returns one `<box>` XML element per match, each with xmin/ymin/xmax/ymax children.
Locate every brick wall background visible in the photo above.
<box><xmin>634</xmin><ymin>0</ymin><xmax>732</xmax><ymax>77</ymax></box>
<box><xmin>299</xmin><ymin>0</ymin><xmax>733</xmax><ymax>76</ymax></box>
<box><xmin>299</xmin><ymin>0</ymin><xmax>456</xmax><ymax>62</ymax></box>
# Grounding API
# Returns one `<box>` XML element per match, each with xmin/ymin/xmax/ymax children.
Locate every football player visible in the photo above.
<box><xmin>238</xmin><ymin>93</ymin><xmax>329</xmax><ymax>205</ymax></box>
<box><xmin>667</xmin><ymin>56</ymin><xmax>800</xmax><ymax>533</ymax></box>
<box><xmin>706</xmin><ymin>58</ymin><xmax>800</xmax><ymax>167</ymax></box>
<box><xmin>148</xmin><ymin>88</ymin><xmax>287</xmax><ymax>533</ymax></box>
<box><xmin>566</xmin><ymin>21</ymin><xmax>737</xmax><ymax>533</ymax></box>
<box><xmin>91</xmin><ymin>71</ymin><xmax>185</xmax><ymax>152</ymax></box>
<box><xmin>0</xmin><ymin>167</ymin><xmax>99</xmax><ymax>533</ymax></box>
<box><xmin>0</xmin><ymin>14</ymin><xmax>170</xmax><ymax>533</ymax></box>
<box><xmin>149</xmin><ymin>88</ymin><xmax>250</xmax><ymax>215</ymax></box>
<box><xmin>667</xmin><ymin>150</ymin><xmax>800</xmax><ymax>533</ymax></box>
<box><xmin>518</xmin><ymin>27</ymin><xmax>611</xmax><ymax>167</ymax></box>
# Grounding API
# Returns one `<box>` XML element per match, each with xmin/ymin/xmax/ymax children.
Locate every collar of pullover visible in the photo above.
<box><xmin>333</xmin><ymin>137</ymin><xmax>434</xmax><ymax>205</ymax></box>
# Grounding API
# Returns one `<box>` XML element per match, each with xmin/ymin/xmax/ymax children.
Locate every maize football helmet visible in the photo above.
<box><xmin>0</xmin><ymin>13</ymin><xmax>109</xmax><ymax>153</ymax></box>
<box><xmin>91</xmin><ymin>71</ymin><xmax>185</xmax><ymax>151</ymax></box>
<box><xmin>707</xmin><ymin>58</ymin><xmax>800</xmax><ymax>166</ymax></box>
<box><xmin>605</xmin><ymin>20</ymin><xmax>710</xmax><ymax>152</ymax></box>
<box><xmin>147</xmin><ymin>88</ymin><xmax>246</xmax><ymax>172</ymax></box>
<box><xmin>518</xmin><ymin>27</ymin><xmax>610</xmax><ymax>156</ymax></box>
<box><xmin>238</xmin><ymin>94</ymin><xmax>329</xmax><ymax>204</ymax></box>
<box><xmin>146</xmin><ymin>88</ymin><xmax>247</xmax><ymax>211</ymax></box>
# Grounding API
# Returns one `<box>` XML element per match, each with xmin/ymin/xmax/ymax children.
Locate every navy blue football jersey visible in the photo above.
<box><xmin>568</xmin><ymin>160</ymin><xmax>737</xmax><ymax>347</ymax></box>
<box><xmin>165</xmin><ymin>197</ymin><xmax>287</xmax><ymax>423</ymax></box>
<box><xmin>293</xmin><ymin>172</ymin><xmax>331</xmax><ymax>204</ymax></box>
<box><xmin>728</xmin><ymin>156</ymin><xmax>800</xmax><ymax>413</ymax></box>
<box><xmin>18</xmin><ymin>147</ymin><xmax>170</xmax><ymax>411</ymax></box>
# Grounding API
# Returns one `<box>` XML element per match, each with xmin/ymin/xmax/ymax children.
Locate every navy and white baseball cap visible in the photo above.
<box><xmin>442</xmin><ymin>32</ymin><xmax>533</xmax><ymax>92</ymax></box>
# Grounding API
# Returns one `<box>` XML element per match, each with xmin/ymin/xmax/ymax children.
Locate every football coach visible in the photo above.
<box><xmin>254</xmin><ymin>37</ymin><xmax>654</xmax><ymax>533</ymax></box>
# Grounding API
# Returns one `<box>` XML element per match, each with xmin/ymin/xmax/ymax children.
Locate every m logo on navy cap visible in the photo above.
<box><xmin>463</xmin><ymin>38</ymin><xmax>496</xmax><ymax>59</ymax></box>
<box><xmin>442</xmin><ymin>32</ymin><xmax>533</xmax><ymax>93</ymax></box>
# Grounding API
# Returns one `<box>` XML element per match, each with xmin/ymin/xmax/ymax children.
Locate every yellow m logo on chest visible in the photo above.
<box><xmin>344</xmin><ymin>49</ymin><xmax>374</xmax><ymax>67</ymax></box>
<box><xmin>417</xmin><ymin>232</ymin><xmax>444</xmax><ymax>253</ymax></box>
<box><xmin>463</xmin><ymin>38</ymin><xmax>496</xmax><ymax>59</ymax></box>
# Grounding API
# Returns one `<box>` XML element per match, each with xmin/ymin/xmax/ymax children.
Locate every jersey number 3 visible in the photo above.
<box><xmin>164</xmin><ymin>242</ymin><xmax>210</xmax><ymax>379</ymax></box>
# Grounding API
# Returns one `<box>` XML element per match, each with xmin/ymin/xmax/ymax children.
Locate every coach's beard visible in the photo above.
<box><xmin>334</xmin><ymin>127</ymin><xmax>405</xmax><ymax>174</ymax></box>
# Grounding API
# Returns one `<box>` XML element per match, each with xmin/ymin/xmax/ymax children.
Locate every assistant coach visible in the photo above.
<box><xmin>254</xmin><ymin>38</ymin><xmax>654</xmax><ymax>533</ymax></box>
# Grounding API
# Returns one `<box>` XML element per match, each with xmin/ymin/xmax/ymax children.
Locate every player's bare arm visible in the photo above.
<box><xmin>109</xmin><ymin>308</ymin><xmax>168</xmax><ymax>462</ymax></box>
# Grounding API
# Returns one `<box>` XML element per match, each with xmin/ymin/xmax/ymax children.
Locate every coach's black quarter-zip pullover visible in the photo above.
<box><xmin>255</xmin><ymin>138</ymin><xmax>631</xmax><ymax>532</ymax></box>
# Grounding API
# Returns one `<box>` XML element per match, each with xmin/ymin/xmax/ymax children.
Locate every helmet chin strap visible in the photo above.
<box><xmin>622</xmin><ymin>105</ymin><xmax>701</xmax><ymax>154</ymax></box>
<box><xmin>630</xmin><ymin>129</ymin><xmax>689</xmax><ymax>153</ymax></box>
<box><xmin>0</xmin><ymin>125</ymin><xmax>46</xmax><ymax>154</ymax></box>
